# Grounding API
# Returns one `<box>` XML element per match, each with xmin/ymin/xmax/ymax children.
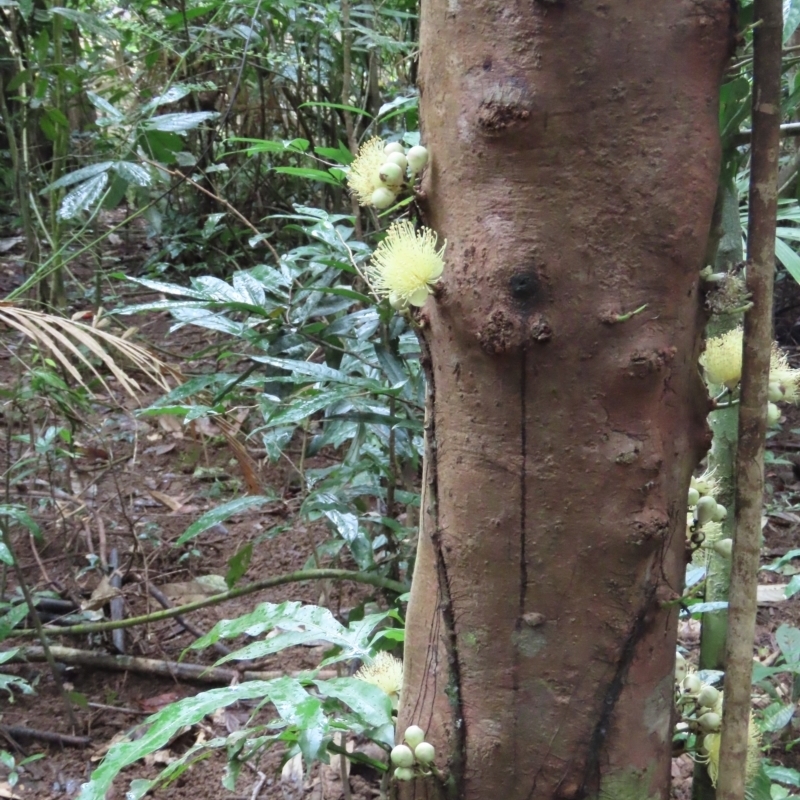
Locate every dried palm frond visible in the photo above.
<box><xmin>0</xmin><ymin>304</ymin><xmax>176</xmax><ymax>400</ymax></box>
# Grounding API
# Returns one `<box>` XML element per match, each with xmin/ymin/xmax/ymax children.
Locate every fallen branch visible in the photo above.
<box><xmin>0</xmin><ymin>724</ymin><xmax>91</xmax><ymax>748</ymax></box>
<box><xmin>13</xmin><ymin>568</ymin><xmax>407</xmax><ymax>638</ymax></box>
<box><xmin>12</xmin><ymin>646</ymin><xmax>337</xmax><ymax>685</ymax></box>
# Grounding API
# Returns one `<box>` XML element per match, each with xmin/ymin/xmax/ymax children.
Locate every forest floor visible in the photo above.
<box><xmin>0</xmin><ymin>229</ymin><xmax>800</xmax><ymax>800</ymax></box>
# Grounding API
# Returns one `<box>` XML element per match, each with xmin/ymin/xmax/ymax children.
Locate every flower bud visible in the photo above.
<box><xmin>697</xmin><ymin>685</ymin><xmax>720</xmax><ymax>709</ymax></box>
<box><xmin>371</xmin><ymin>187</ymin><xmax>396</xmax><ymax>209</ymax></box>
<box><xmin>695</xmin><ymin>495</ymin><xmax>718</xmax><ymax>525</ymax></box>
<box><xmin>389</xmin><ymin>291</ymin><xmax>407</xmax><ymax>311</ymax></box>
<box><xmin>697</xmin><ymin>711</ymin><xmax>721</xmax><ymax>733</ymax></box>
<box><xmin>682</xmin><ymin>674</ymin><xmax>702</xmax><ymax>695</ymax></box>
<box><xmin>687</xmin><ymin>487</ymin><xmax>700</xmax><ymax>508</ymax></box>
<box><xmin>712</xmin><ymin>538</ymin><xmax>733</xmax><ymax>559</ymax></box>
<box><xmin>384</xmin><ymin>142</ymin><xmax>405</xmax><ymax>156</ymax></box>
<box><xmin>394</xmin><ymin>767</ymin><xmax>415</xmax><ymax>781</ymax></box>
<box><xmin>769</xmin><ymin>381</ymin><xmax>784</xmax><ymax>402</ymax></box>
<box><xmin>712</xmin><ymin>503</ymin><xmax>727</xmax><ymax>522</ymax></box>
<box><xmin>404</xmin><ymin>725</ymin><xmax>426</xmax><ymax>749</ymax></box>
<box><xmin>407</xmin><ymin>145</ymin><xmax>429</xmax><ymax>172</ymax></box>
<box><xmin>768</xmin><ymin>402</ymin><xmax>781</xmax><ymax>426</ymax></box>
<box><xmin>390</xmin><ymin>744</ymin><xmax>415</xmax><ymax>768</ymax></box>
<box><xmin>385</xmin><ymin>152</ymin><xmax>408</xmax><ymax>172</ymax></box>
<box><xmin>415</xmin><ymin>742</ymin><xmax>435</xmax><ymax>765</ymax></box>
<box><xmin>378</xmin><ymin>162</ymin><xmax>403</xmax><ymax>186</ymax></box>
<box><xmin>675</xmin><ymin>651</ymin><xmax>687</xmax><ymax>683</ymax></box>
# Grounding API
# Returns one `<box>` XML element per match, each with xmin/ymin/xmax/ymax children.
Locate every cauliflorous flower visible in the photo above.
<box><xmin>355</xmin><ymin>652</ymin><xmax>404</xmax><ymax>707</ymax></box>
<box><xmin>701</xmin><ymin>328</ymin><xmax>744</xmax><ymax>389</ymax></box>
<box><xmin>701</xmin><ymin>710</ymin><xmax>761</xmax><ymax>788</ymax></box>
<box><xmin>770</xmin><ymin>344</ymin><xmax>800</xmax><ymax>403</ymax></box>
<box><xmin>347</xmin><ymin>137</ymin><xmax>390</xmax><ymax>206</ymax></box>
<box><xmin>367</xmin><ymin>220</ymin><xmax>446</xmax><ymax>307</ymax></box>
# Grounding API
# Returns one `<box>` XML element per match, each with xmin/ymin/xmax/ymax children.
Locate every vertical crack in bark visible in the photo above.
<box><xmin>578</xmin><ymin>585</ymin><xmax>658</xmax><ymax>798</ymax></box>
<box><xmin>420</xmin><ymin>335</ymin><xmax>466</xmax><ymax>796</ymax></box>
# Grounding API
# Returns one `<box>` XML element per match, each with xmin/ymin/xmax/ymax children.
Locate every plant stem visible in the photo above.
<box><xmin>14</xmin><ymin>568</ymin><xmax>408</xmax><ymax>638</ymax></box>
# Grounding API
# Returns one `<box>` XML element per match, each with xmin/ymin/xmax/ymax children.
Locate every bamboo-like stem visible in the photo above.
<box><xmin>717</xmin><ymin>2</ymin><xmax>782</xmax><ymax>798</ymax></box>
<box><xmin>13</xmin><ymin>568</ymin><xmax>408</xmax><ymax>638</ymax></box>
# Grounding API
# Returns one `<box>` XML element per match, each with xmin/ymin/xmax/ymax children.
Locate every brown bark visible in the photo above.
<box><xmin>399</xmin><ymin>3</ymin><xmax>734</xmax><ymax>799</ymax></box>
<box><xmin>718</xmin><ymin>1</ymin><xmax>783</xmax><ymax>798</ymax></box>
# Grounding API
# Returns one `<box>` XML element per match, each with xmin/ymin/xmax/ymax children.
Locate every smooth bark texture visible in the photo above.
<box><xmin>399</xmin><ymin>3</ymin><xmax>734</xmax><ymax>799</ymax></box>
<box><xmin>717</xmin><ymin>2</ymin><xmax>783</xmax><ymax>798</ymax></box>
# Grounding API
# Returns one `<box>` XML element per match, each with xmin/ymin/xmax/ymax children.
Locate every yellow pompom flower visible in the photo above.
<box><xmin>701</xmin><ymin>711</ymin><xmax>761</xmax><ymax>788</ymax></box>
<box><xmin>770</xmin><ymin>345</ymin><xmax>800</xmax><ymax>403</ymax></box>
<box><xmin>701</xmin><ymin>328</ymin><xmax>743</xmax><ymax>389</ymax></box>
<box><xmin>355</xmin><ymin>651</ymin><xmax>404</xmax><ymax>708</ymax></box>
<box><xmin>347</xmin><ymin>137</ymin><xmax>390</xmax><ymax>207</ymax></box>
<box><xmin>367</xmin><ymin>220</ymin><xmax>446</xmax><ymax>307</ymax></box>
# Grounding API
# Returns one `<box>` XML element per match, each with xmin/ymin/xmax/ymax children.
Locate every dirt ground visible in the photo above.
<box><xmin>2</xmin><ymin>232</ymin><xmax>800</xmax><ymax>800</ymax></box>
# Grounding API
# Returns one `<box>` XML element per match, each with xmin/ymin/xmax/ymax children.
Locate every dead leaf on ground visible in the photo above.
<box><xmin>0</xmin><ymin>782</ymin><xmax>24</xmax><ymax>799</ymax></box>
<box><xmin>757</xmin><ymin>584</ymin><xmax>789</xmax><ymax>605</ymax></box>
<box><xmin>139</xmin><ymin>691</ymin><xmax>183</xmax><ymax>713</ymax></box>
<box><xmin>147</xmin><ymin>489</ymin><xmax>193</xmax><ymax>512</ymax></box>
<box><xmin>81</xmin><ymin>575</ymin><xmax>122</xmax><ymax>611</ymax></box>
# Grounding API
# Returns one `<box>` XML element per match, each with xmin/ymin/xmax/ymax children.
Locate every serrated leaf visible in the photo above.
<box><xmin>112</xmin><ymin>161</ymin><xmax>152</xmax><ymax>186</ymax></box>
<box><xmin>76</xmin><ymin>681</ymin><xmax>285</xmax><ymax>800</ymax></box>
<box><xmin>176</xmin><ymin>495</ymin><xmax>276</xmax><ymax>546</ymax></box>
<box><xmin>43</xmin><ymin>161</ymin><xmax>114</xmax><ymax>192</ymax></box>
<box><xmin>144</xmin><ymin>111</ymin><xmax>218</xmax><ymax>132</ymax></box>
<box><xmin>58</xmin><ymin>173</ymin><xmax>108</xmax><ymax>220</ymax></box>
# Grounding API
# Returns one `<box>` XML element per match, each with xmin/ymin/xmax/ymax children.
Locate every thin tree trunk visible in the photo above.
<box><xmin>717</xmin><ymin>1</ymin><xmax>783</xmax><ymax>798</ymax></box>
<box><xmin>398</xmin><ymin>3</ymin><xmax>734</xmax><ymax>799</ymax></box>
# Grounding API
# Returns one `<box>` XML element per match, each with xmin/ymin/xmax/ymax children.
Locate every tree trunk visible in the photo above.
<box><xmin>398</xmin><ymin>3</ymin><xmax>734</xmax><ymax>799</ymax></box>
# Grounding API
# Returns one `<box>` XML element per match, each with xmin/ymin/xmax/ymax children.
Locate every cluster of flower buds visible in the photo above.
<box><xmin>370</xmin><ymin>142</ymin><xmax>430</xmax><ymax>209</ymax></box>
<box><xmin>347</xmin><ymin>137</ymin><xmax>430</xmax><ymax>211</ymax></box>
<box><xmin>677</xmin><ymin>668</ymin><xmax>723</xmax><ymax>735</ymax></box>
<box><xmin>390</xmin><ymin>725</ymin><xmax>437</xmax><ymax>781</ymax></box>
<box><xmin>687</xmin><ymin>471</ymin><xmax>731</xmax><ymax>558</ymax></box>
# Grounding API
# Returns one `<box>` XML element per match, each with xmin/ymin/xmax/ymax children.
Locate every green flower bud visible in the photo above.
<box><xmin>384</xmin><ymin>142</ymin><xmax>405</xmax><ymax>156</ymax></box>
<box><xmin>697</xmin><ymin>711</ymin><xmax>721</xmax><ymax>733</ymax></box>
<box><xmin>407</xmin><ymin>145</ymin><xmax>429</xmax><ymax>172</ymax></box>
<box><xmin>712</xmin><ymin>538</ymin><xmax>733</xmax><ymax>559</ymax></box>
<box><xmin>394</xmin><ymin>767</ymin><xmax>415</xmax><ymax>781</ymax></box>
<box><xmin>378</xmin><ymin>162</ymin><xmax>403</xmax><ymax>186</ymax></box>
<box><xmin>712</xmin><ymin>503</ymin><xmax>727</xmax><ymax>522</ymax></box>
<box><xmin>404</xmin><ymin>725</ymin><xmax>426</xmax><ymax>750</ymax></box>
<box><xmin>414</xmin><ymin>742</ymin><xmax>435</xmax><ymax>765</ymax></box>
<box><xmin>768</xmin><ymin>402</ymin><xmax>781</xmax><ymax>426</ymax></box>
<box><xmin>390</xmin><ymin>744</ymin><xmax>415</xmax><ymax>769</ymax></box>
<box><xmin>682</xmin><ymin>674</ymin><xmax>702</xmax><ymax>695</ymax></box>
<box><xmin>769</xmin><ymin>381</ymin><xmax>784</xmax><ymax>402</ymax></box>
<box><xmin>695</xmin><ymin>495</ymin><xmax>718</xmax><ymax>525</ymax></box>
<box><xmin>687</xmin><ymin>487</ymin><xmax>700</xmax><ymax>508</ymax></box>
<box><xmin>697</xmin><ymin>685</ymin><xmax>720</xmax><ymax>709</ymax></box>
<box><xmin>675</xmin><ymin>651</ymin><xmax>687</xmax><ymax>683</ymax></box>
<box><xmin>385</xmin><ymin>152</ymin><xmax>408</xmax><ymax>172</ymax></box>
<box><xmin>371</xmin><ymin>187</ymin><xmax>396</xmax><ymax>209</ymax></box>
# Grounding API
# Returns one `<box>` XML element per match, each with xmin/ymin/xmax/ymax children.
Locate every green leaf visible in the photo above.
<box><xmin>314</xmin><ymin>142</ymin><xmax>354</xmax><ymax>165</ymax></box>
<box><xmin>58</xmin><ymin>173</ymin><xmax>109</xmax><ymax>220</ymax></box>
<box><xmin>761</xmin><ymin>701</ymin><xmax>796</xmax><ymax>732</ymax></box>
<box><xmin>775</xmin><ymin>238</ymin><xmax>800</xmax><ymax>284</ymax></box>
<box><xmin>764</xmin><ymin>765</ymin><xmax>800</xmax><ymax>787</ymax></box>
<box><xmin>164</xmin><ymin>4</ymin><xmax>217</xmax><ymax>26</ymax></box>
<box><xmin>144</xmin><ymin>112</ymin><xmax>218</xmax><ymax>133</ymax></box>
<box><xmin>77</xmin><ymin>681</ymin><xmax>284</xmax><ymax>800</ymax></box>
<box><xmin>50</xmin><ymin>7</ymin><xmax>118</xmax><ymax>38</ymax></box>
<box><xmin>266</xmin><ymin>387</ymin><xmax>358</xmax><ymax>427</ymax></box>
<box><xmin>785</xmin><ymin>575</ymin><xmax>800</xmax><ymax>599</ymax></box>
<box><xmin>786</xmin><ymin>0</ymin><xmax>800</xmax><ymax>42</ymax></box>
<box><xmin>176</xmin><ymin>496</ymin><xmax>276</xmax><ymax>546</ymax></box>
<box><xmin>776</xmin><ymin>624</ymin><xmax>800</xmax><ymax>664</ymax></box>
<box><xmin>0</xmin><ymin>506</ymin><xmax>41</xmax><ymax>539</ymax></box>
<box><xmin>316</xmin><ymin>677</ymin><xmax>393</xmax><ymax>728</ymax></box>
<box><xmin>274</xmin><ymin>167</ymin><xmax>343</xmax><ymax>186</ymax></box>
<box><xmin>0</xmin><ymin>543</ymin><xmax>11</xmax><ymax>566</ymax></box>
<box><xmin>43</xmin><ymin>162</ymin><xmax>114</xmax><ymax>192</ymax></box>
<box><xmin>225</xmin><ymin>542</ymin><xmax>253</xmax><ymax>589</ymax></box>
<box><xmin>227</xmin><ymin>137</ymin><xmax>309</xmax><ymax>154</ymax></box>
<box><xmin>111</xmin><ymin>162</ymin><xmax>151</xmax><ymax>187</ymax></box>
<box><xmin>86</xmin><ymin>92</ymin><xmax>124</xmax><ymax>124</ymax></box>
<box><xmin>298</xmin><ymin>101</ymin><xmax>372</xmax><ymax>118</ymax></box>
<box><xmin>251</xmin><ymin>355</ymin><xmax>382</xmax><ymax>389</ymax></box>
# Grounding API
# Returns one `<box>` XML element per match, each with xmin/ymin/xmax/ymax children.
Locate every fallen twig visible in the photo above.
<box><xmin>13</xmin><ymin>568</ymin><xmax>407</xmax><ymax>638</ymax></box>
<box><xmin>0</xmin><ymin>724</ymin><xmax>90</xmax><ymax>748</ymax></box>
<box><xmin>12</xmin><ymin>645</ymin><xmax>338</xmax><ymax>685</ymax></box>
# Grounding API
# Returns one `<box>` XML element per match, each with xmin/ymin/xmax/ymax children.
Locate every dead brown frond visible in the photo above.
<box><xmin>0</xmin><ymin>304</ymin><xmax>177</xmax><ymax>400</ymax></box>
